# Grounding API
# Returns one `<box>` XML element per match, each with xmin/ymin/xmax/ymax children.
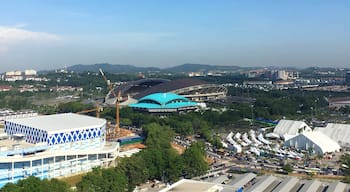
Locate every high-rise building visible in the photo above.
<box><xmin>346</xmin><ymin>71</ymin><xmax>350</xmax><ymax>85</ymax></box>
<box><xmin>277</xmin><ymin>70</ymin><xmax>288</xmax><ymax>80</ymax></box>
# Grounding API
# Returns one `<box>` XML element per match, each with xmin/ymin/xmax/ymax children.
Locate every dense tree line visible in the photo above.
<box><xmin>1</xmin><ymin>123</ymin><xmax>208</xmax><ymax>192</ymax></box>
<box><xmin>1</xmin><ymin>177</ymin><xmax>71</xmax><ymax>192</ymax></box>
<box><xmin>76</xmin><ymin>123</ymin><xmax>208</xmax><ymax>192</ymax></box>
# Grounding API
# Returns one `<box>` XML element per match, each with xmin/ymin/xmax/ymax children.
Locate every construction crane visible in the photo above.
<box><xmin>99</xmin><ymin>68</ymin><xmax>121</xmax><ymax>138</ymax></box>
<box><xmin>76</xmin><ymin>105</ymin><xmax>103</xmax><ymax>118</ymax></box>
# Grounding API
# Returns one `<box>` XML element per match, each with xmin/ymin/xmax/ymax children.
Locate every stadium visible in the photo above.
<box><xmin>129</xmin><ymin>93</ymin><xmax>199</xmax><ymax>113</ymax></box>
<box><xmin>104</xmin><ymin>78</ymin><xmax>227</xmax><ymax>106</ymax></box>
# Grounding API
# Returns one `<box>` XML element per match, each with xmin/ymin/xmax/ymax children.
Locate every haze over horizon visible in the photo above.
<box><xmin>1</xmin><ymin>0</ymin><xmax>349</xmax><ymax>72</ymax></box>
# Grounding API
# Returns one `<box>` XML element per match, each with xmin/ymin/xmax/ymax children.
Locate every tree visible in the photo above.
<box><xmin>282</xmin><ymin>163</ymin><xmax>294</xmax><ymax>174</ymax></box>
<box><xmin>143</xmin><ymin>123</ymin><xmax>173</xmax><ymax>149</ymax></box>
<box><xmin>0</xmin><ymin>176</ymin><xmax>71</xmax><ymax>192</ymax></box>
<box><xmin>182</xmin><ymin>142</ymin><xmax>209</xmax><ymax>178</ymax></box>
<box><xmin>1</xmin><ymin>183</ymin><xmax>21</xmax><ymax>192</ymax></box>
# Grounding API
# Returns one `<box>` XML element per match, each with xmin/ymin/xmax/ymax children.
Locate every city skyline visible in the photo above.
<box><xmin>1</xmin><ymin>0</ymin><xmax>350</xmax><ymax>72</ymax></box>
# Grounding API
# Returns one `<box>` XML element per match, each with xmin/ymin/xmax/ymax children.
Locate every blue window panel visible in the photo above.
<box><xmin>78</xmin><ymin>133</ymin><xmax>82</xmax><ymax>140</ymax></box>
<box><xmin>62</xmin><ymin>135</ymin><xmax>67</xmax><ymax>143</ymax></box>
<box><xmin>54</xmin><ymin>133</ymin><xmax>59</xmax><ymax>139</ymax></box>
<box><xmin>60</xmin><ymin>133</ymin><xmax>64</xmax><ymax>138</ymax></box>
<box><xmin>68</xmin><ymin>134</ymin><xmax>72</xmax><ymax>142</ymax></box>
<box><xmin>73</xmin><ymin>134</ymin><xmax>77</xmax><ymax>141</ymax></box>
<box><xmin>57</xmin><ymin>136</ymin><xmax>61</xmax><ymax>143</ymax></box>
<box><xmin>88</xmin><ymin>131</ymin><xmax>91</xmax><ymax>138</ymax></box>
<box><xmin>93</xmin><ymin>131</ymin><xmax>96</xmax><ymax>137</ymax></box>
<box><xmin>83</xmin><ymin>132</ymin><xmax>87</xmax><ymax>140</ymax></box>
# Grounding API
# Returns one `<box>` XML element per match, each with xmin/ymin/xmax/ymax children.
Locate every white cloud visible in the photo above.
<box><xmin>0</xmin><ymin>26</ymin><xmax>61</xmax><ymax>43</ymax></box>
<box><xmin>0</xmin><ymin>46</ymin><xmax>8</xmax><ymax>53</ymax></box>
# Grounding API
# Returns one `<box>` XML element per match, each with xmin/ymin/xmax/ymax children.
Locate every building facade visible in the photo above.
<box><xmin>0</xmin><ymin>113</ymin><xmax>119</xmax><ymax>187</ymax></box>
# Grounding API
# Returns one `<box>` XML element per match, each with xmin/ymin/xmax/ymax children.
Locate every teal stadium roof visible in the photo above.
<box><xmin>129</xmin><ymin>93</ymin><xmax>198</xmax><ymax>110</ymax></box>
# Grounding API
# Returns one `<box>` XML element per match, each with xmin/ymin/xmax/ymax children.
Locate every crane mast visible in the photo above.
<box><xmin>99</xmin><ymin>68</ymin><xmax>121</xmax><ymax>138</ymax></box>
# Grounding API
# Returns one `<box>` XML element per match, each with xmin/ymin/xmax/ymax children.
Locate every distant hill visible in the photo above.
<box><xmin>164</xmin><ymin>63</ymin><xmax>241</xmax><ymax>73</ymax></box>
<box><xmin>67</xmin><ymin>63</ymin><xmax>160</xmax><ymax>73</ymax></box>
<box><xmin>63</xmin><ymin>63</ymin><xmax>241</xmax><ymax>73</ymax></box>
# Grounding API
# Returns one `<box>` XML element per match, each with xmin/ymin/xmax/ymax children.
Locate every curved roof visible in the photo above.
<box><xmin>129</xmin><ymin>93</ymin><xmax>198</xmax><ymax>109</ymax></box>
<box><xmin>140</xmin><ymin>93</ymin><xmax>190</xmax><ymax>105</ymax></box>
<box><xmin>106</xmin><ymin>78</ymin><xmax>169</xmax><ymax>100</ymax></box>
<box><xmin>134</xmin><ymin>78</ymin><xmax>211</xmax><ymax>99</ymax></box>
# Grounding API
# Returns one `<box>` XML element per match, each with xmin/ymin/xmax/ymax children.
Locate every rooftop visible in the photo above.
<box><xmin>5</xmin><ymin>113</ymin><xmax>106</xmax><ymax>134</ymax></box>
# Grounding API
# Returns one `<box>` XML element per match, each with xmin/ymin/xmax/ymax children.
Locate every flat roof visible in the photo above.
<box><xmin>272</xmin><ymin>177</ymin><xmax>299</xmax><ymax>192</ymax></box>
<box><xmin>159</xmin><ymin>179</ymin><xmax>236</xmax><ymax>192</ymax></box>
<box><xmin>299</xmin><ymin>180</ymin><xmax>322</xmax><ymax>192</ymax></box>
<box><xmin>229</xmin><ymin>173</ymin><xmax>256</xmax><ymax>189</ymax></box>
<box><xmin>5</xmin><ymin>113</ymin><xmax>106</xmax><ymax>134</ymax></box>
<box><xmin>246</xmin><ymin>176</ymin><xmax>277</xmax><ymax>192</ymax></box>
<box><xmin>326</xmin><ymin>182</ymin><xmax>347</xmax><ymax>192</ymax></box>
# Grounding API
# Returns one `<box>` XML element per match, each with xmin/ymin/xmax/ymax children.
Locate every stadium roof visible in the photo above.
<box><xmin>107</xmin><ymin>78</ymin><xmax>169</xmax><ymax>99</ymax></box>
<box><xmin>273</xmin><ymin>120</ymin><xmax>312</xmax><ymax>140</ymax></box>
<box><xmin>315</xmin><ymin>123</ymin><xmax>350</xmax><ymax>147</ymax></box>
<box><xmin>140</xmin><ymin>92</ymin><xmax>189</xmax><ymax>105</ymax></box>
<box><xmin>129</xmin><ymin>93</ymin><xmax>198</xmax><ymax>110</ymax></box>
<box><xmin>5</xmin><ymin>113</ymin><xmax>106</xmax><ymax>134</ymax></box>
<box><xmin>134</xmin><ymin>78</ymin><xmax>211</xmax><ymax>99</ymax></box>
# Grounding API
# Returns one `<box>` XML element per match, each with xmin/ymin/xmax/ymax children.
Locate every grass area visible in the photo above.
<box><xmin>171</xmin><ymin>142</ymin><xmax>185</xmax><ymax>154</ymax></box>
<box><xmin>59</xmin><ymin>173</ymin><xmax>86</xmax><ymax>186</ymax></box>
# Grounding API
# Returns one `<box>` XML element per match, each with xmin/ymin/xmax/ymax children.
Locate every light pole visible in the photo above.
<box><xmin>250</xmin><ymin>104</ymin><xmax>254</xmax><ymax>127</ymax></box>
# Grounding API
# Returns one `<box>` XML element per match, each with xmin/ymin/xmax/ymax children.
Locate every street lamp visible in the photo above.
<box><xmin>250</xmin><ymin>104</ymin><xmax>254</xmax><ymax>127</ymax></box>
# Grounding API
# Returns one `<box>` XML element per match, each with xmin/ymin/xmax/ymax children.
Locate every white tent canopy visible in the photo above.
<box><xmin>273</xmin><ymin>120</ymin><xmax>312</xmax><ymax>140</ymax></box>
<box><xmin>284</xmin><ymin>131</ymin><xmax>341</xmax><ymax>154</ymax></box>
<box><xmin>315</xmin><ymin>123</ymin><xmax>350</xmax><ymax>148</ymax></box>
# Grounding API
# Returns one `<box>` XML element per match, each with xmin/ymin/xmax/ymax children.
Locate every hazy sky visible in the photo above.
<box><xmin>0</xmin><ymin>0</ymin><xmax>349</xmax><ymax>72</ymax></box>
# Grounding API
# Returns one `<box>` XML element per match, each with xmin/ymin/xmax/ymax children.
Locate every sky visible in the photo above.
<box><xmin>0</xmin><ymin>0</ymin><xmax>349</xmax><ymax>72</ymax></box>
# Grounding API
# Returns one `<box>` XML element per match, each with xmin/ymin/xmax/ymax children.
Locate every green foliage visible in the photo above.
<box><xmin>118</xmin><ymin>155</ymin><xmax>149</xmax><ymax>191</ymax></box>
<box><xmin>143</xmin><ymin>123</ymin><xmax>173</xmax><ymax>149</ymax></box>
<box><xmin>76</xmin><ymin>167</ymin><xmax>128</xmax><ymax>192</ymax></box>
<box><xmin>182</xmin><ymin>142</ymin><xmax>209</xmax><ymax>178</ymax></box>
<box><xmin>282</xmin><ymin>163</ymin><xmax>294</xmax><ymax>173</ymax></box>
<box><xmin>75</xmin><ymin>123</ymin><xmax>209</xmax><ymax>192</ymax></box>
<box><xmin>341</xmin><ymin>154</ymin><xmax>350</xmax><ymax>175</ymax></box>
<box><xmin>1</xmin><ymin>176</ymin><xmax>71</xmax><ymax>192</ymax></box>
<box><xmin>57</xmin><ymin>101</ymin><xmax>93</xmax><ymax>113</ymax></box>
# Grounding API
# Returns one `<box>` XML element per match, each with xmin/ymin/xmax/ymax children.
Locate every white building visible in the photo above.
<box><xmin>315</xmin><ymin>123</ymin><xmax>350</xmax><ymax>148</ymax></box>
<box><xmin>0</xmin><ymin>109</ymin><xmax>38</xmax><ymax>124</ymax></box>
<box><xmin>284</xmin><ymin>131</ymin><xmax>340</xmax><ymax>154</ymax></box>
<box><xmin>24</xmin><ymin>69</ymin><xmax>37</xmax><ymax>76</ymax></box>
<box><xmin>0</xmin><ymin>113</ymin><xmax>120</xmax><ymax>187</ymax></box>
<box><xmin>273</xmin><ymin>120</ymin><xmax>312</xmax><ymax>140</ymax></box>
<box><xmin>277</xmin><ymin>70</ymin><xmax>288</xmax><ymax>80</ymax></box>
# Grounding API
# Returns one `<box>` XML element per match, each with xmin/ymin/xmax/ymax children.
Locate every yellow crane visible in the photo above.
<box><xmin>76</xmin><ymin>105</ymin><xmax>103</xmax><ymax>118</ymax></box>
<box><xmin>99</xmin><ymin>68</ymin><xmax>121</xmax><ymax>138</ymax></box>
